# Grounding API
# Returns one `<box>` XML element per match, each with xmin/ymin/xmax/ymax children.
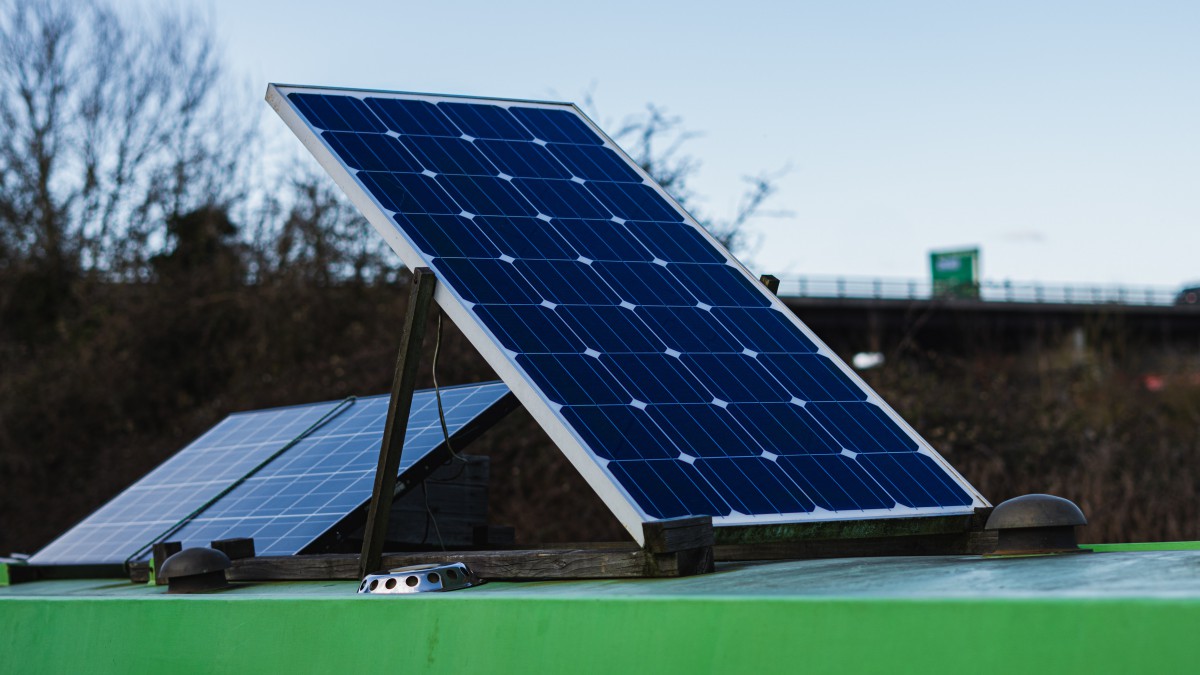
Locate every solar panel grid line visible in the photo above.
<box><xmin>267</xmin><ymin>84</ymin><xmax>988</xmax><ymax>542</ymax></box>
<box><xmin>28</xmin><ymin>400</ymin><xmax>344</xmax><ymax>565</ymax></box>
<box><xmin>178</xmin><ymin>401</ymin><xmax>386</xmax><ymax>553</ymax></box>
<box><xmin>30</xmin><ymin>382</ymin><xmax>513</xmax><ymax>565</ymax></box>
<box><xmin>166</xmin><ymin>383</ymin><xmax>511</xmax><ymax>557</ymax></box>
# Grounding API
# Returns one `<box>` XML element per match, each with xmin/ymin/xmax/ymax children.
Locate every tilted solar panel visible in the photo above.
<box><xmin>268</xmin><ymin>85</ymin><xmax>988</xmax><ymax>544</ymax></box>
<box><xmin>30</xmin><ymin>382</ymin><xmax>513</xmax><ymax>565</ymax></box>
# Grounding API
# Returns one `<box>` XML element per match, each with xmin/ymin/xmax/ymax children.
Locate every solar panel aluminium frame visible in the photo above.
<box><xmin>267</xmin><ymin>83</ymin><xmax>989</xmax><ymax>545</ymax></box>
<box><xmin>137</xmin><ymin>386</ymin><xmax>519</xmax><ymax>560</ymax></box>
<box><xmin>27</xmin><ymin>386</ymin><xmax>517</xmax><ymax>572</ymax></box>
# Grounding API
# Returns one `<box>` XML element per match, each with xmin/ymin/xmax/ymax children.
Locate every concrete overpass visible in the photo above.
<box><xmin>769</xmin><ymin>276</ymin><xmax>1200</xmax><ymax>358</ymax></box>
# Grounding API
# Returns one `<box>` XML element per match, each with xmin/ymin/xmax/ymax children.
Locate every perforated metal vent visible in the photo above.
<box><xmin>358</xmin><ymin>562</ymin><xmax>482</xmax><ymax>594</ymax></box>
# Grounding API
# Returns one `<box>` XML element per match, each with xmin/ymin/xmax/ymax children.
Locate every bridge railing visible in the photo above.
<box><xmin>774</xmin><ymin>275</ymin><xmax>1183</xmax><ymax>307</ymax></box>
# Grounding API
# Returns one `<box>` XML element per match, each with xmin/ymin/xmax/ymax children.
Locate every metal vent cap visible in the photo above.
<box><xmin>359</xmin><ymin>562</ymin><xmax>481</xmax><ymax>594</ymax></box>
<box><xmin>985</xmin><ymin>493</ymin><xmax>1088</xmax><ymax>556</ymax></box>
<box><xmin>160</xmin><ymin>547</ymin><xmax>232</xmax><ymax>593</ymax></box>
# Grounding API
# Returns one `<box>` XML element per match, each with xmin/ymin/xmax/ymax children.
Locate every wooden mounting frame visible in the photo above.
<box><xmin>714</xmin><ymin>507</ymin><xmax>995</xmax><ymax>560</ymax></box>
<box><xmin>229</xmin><ymin>516</ymin><xmax>714</xmax><ymax>582</ymax></box>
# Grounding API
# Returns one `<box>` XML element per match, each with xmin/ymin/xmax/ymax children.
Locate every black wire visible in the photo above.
<box><xmin>427</xmin><ymin>458</ymin><xmax>468</xmax><ymax>484</ymax></box>
<box><xmin>432</xmin><ymin>310</ymin><xmax>464</xmax><ymax>463</ymax></box>
<box><xmin>422</xmin><ymin>480</ymin><xmax>446</xmax><ymax>552</ymax></box>
<box><xmin>421</xmin><ymin>308</ymin><xmax>458</xmax><ymax>552</ymax></box>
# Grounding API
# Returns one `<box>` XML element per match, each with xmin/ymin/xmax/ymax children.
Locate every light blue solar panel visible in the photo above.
<box><xmin>30</xmin><ymin>382</ymin><xmax>513</xmax><ymax>565</ymax></box>
<box><xmin>270</xmin><ymin>85</ymin><xmax>988</xmax><ymax>542</ymax></box>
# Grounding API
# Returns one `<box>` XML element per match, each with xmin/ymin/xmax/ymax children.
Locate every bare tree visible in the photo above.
<box><xmin>0</xmin><ymin>0</ymin><xmax>254</xmax><ymax>283</ymax></box>
<box><xmin>245</xmin><ymin>165</ymin><xmax>400</xmax><ymax>287</ymax></box>
<box><xmin>595</xmin><ymin>100</ymin><xmax>789</xmax><ymax>258</ymax></box>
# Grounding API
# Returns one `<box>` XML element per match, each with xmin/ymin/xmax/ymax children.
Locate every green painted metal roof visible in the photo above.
<box><xmin>5</xmin><ymin>549</ymin><xmax>1200</xmax><ymax>674</ymax></box>
<box><xmin>6</xmin><ymin>548</ymin><xmax>1200</xmax><ymax>600</ymax></box>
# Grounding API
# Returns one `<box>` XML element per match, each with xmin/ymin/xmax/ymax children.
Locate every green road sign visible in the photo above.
<box><xmin>931</xmin><ymin>248</ymin><xmax>980</xmax><ymax>298</ymax></box>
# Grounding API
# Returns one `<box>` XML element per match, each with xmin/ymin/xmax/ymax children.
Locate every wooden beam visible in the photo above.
<box><xmin>359</xmin><ymin>268</ymin><xmax>438</xmax><ymax>580</ymax></box>
<box><xmin>211</xmin><ymin>537</ymin><xmax>256</xmax><ymax>560</ymax></box>
<box><xmin>712</xmin><ymin>508</ymin><xmax>995</xmax><ymax>561</ymax></box>
<box><xmin>231</xmin><ymin>547</ymin><xmax>713</xmax><ymax>582</ymax></box>
<box><xmin>127</xmin><ymin>561</ymin><xmax>151</xmax><ymax>584</ymax></box>
<box><xmin>713</xmin><ymin>510</ymin><xmax>989</xmax><ymax>546</ymax></box>
<box><xmin>759</xmin><ymin>274</ymin><xmax>781</xmax><ymax>295</ymax></box>
<box><xmin>641</xmin><ymin>516</ymin><xmax>714</xmax><ymax>554</ymax></box>
<box><xmin>714</xmin><ymin>530</ymin><xmax>997</xmax><ymax>561</ymax></box>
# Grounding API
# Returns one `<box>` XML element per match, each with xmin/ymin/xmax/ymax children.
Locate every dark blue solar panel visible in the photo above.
<box><xmin>476</xmin><ymin>216</ymin><xmax>575</xmax><ymax>259</ymax></box>
<box><xmin>439</xmin><ymin>102</ymin><xmax>533</xmax><ymax>141</ymax></box>
<box><xmin>515</xmin><ymin>178</ymin><xmax>611</xmax><ymax>219</ymax></box>
<box><xmin>275</xmin><ymin>86</ymin><xmax>984</xmax><ymax>531</ymax></box>
<box><xmin>623</xmin><ymin>220</ymin><xmax>723</xmax><ymax>263</ymax></box>
<box><xmin>323</xmin><ymin>132</ymin><xmax>421</xmax><ymax>173</ymax></box>
<box><xmin>400</xmin><ymin>136</ymin><xmax>496</xmax><ymax>175</ymax></box>
<box><xmin>366</xmin><ymin>98</ymin><xmax>459</xmax><ymax>137</ymax></box>
<box><xmin>359</xmin><ymin>172</ymin><xmax>457</xmax><ymax>214</ymax></box>
<box><xmin>291</xmin><ymin>94</ymin><xmax>385</xmax><ymax>133</ymax></box>
<box><xmin>509</xmin><ymin>106</ymin><xmax>603</xmax><ymax>145</ymax></box>
<box><xmin>556</xmin><ymin>219</ymin><xmax>652</xmax><ymax>262</ymax></box>
<box><xmin>477</xmin><ymin>140</ymin><xmax>570</xmax><ymax>179</ymax></box>
<box><xmin>30</xmin><ymin>382</ymin><xmax>511</xmax><ymax>565</ymax></box>
<box><xmin>548</xmin><ymin>144</ymin><xmax>642</xmax><ymax>183</ymax></box>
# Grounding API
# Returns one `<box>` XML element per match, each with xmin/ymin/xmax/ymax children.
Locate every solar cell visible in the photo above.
<box><xmin>269</xmin><ymin>85</ymin><xmax>988</xmax><ymax>542</ymax></box>
<box><xmin>30</xmin><ymin>382</ymin><xmax>513</xmax><ymax>565</ymax></box>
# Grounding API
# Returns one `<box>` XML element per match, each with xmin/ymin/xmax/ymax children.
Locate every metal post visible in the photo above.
<box><xmin>359</xmin><ymin>267</ymin><xmax>438</xmax><ymax>580</ymax></box>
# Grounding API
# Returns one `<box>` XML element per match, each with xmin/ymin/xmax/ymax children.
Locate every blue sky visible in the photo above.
<box><xmin>154</xmin><ymin>1</ymin><xmax>1199</xmax><ymax>286</ymax></box>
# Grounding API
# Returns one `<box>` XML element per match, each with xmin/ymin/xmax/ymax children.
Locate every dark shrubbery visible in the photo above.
<box><xmin>862</xmin><ymin>350</ymin><xmax>1200</xmax><ymax>544</ymax></box>
<box><xmin>4</xmin><ymin>273</ymin><xmax>1199</xmax><ymax>554</ymax></box>
<box><xmin>2</xmin><ymin>0</ymin><xmax>1195</xmax><ymax>557</ymax></box>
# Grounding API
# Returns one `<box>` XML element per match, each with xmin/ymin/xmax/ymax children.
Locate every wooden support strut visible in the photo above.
<box><xmin>359</xmin><ymin>267</ymin><xmax>438</xmax><ymax>580</ymax></box>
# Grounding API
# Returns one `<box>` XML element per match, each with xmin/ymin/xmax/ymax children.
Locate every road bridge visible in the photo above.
<box><xmin>771</xmin><ymin>276</ymin><xmax>1200</xmax><ymax>358</ymax></box>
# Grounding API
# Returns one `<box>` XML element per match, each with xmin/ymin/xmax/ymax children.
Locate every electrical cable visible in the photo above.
<box><xmin>421</xmin><ymin>308</ymin><xmax>458</xmax><ymax>552</ymax></box>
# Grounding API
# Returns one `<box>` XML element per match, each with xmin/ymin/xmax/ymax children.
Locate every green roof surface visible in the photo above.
<box><xmin>4</xmin><ymin>549</ymin><xmax>1200</xmax><ymax>674</ymax></box>
<box><xmin>6</xmin><ymin>549</ymin><xmax>1200</xmax><ymax>599</ymax></box>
